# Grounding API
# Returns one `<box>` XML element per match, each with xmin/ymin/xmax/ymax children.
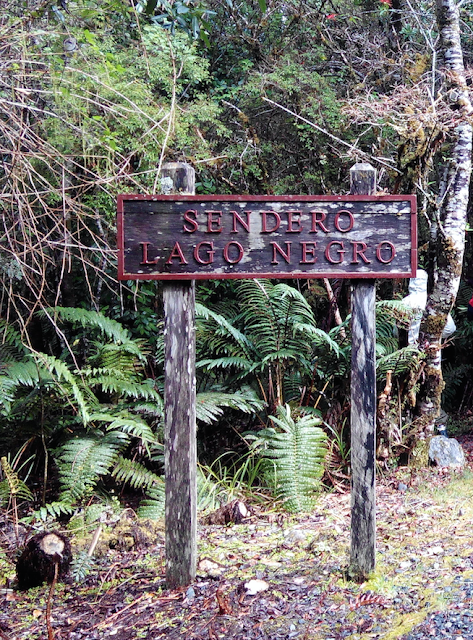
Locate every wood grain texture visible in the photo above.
<box><xmin>118</xmin><ymin>195</ymin><xmax>416</xmax><ymax>280</ymax></box>
<box><xmin>162</xmin><ymin>163</ymin><xmax>197</xmax><ymax>589</ymax></box>
<box><xmin>349</xmin><ymin>163</ymin><xmax>377</xmax><ymax>582</ymax></box>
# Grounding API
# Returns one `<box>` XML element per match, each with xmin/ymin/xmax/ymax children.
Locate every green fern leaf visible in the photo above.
<box><xmin>111</xmin><ymin>456</ymin><xmax>162</xmax><ymax>489</ymax></box>
<box><xmin>196</xmin><ymin>390</ymin><xmax>264</xmax><ymax>424</ymax></box>
<box><xmin>256</xmin><ymin>404</ymin><xmax>327</xmax><ymax>513</ymax></box>
<box><xmin>42</xmin><ymin>307</ymin><xmax>133</xmax><ymax>344</ymax></box>
<box><xmin>137</xmin><ymin>481</ymin><xmax>165</xmax><ymax>520</ymax></box>
<box><xmin>56</xmin><ymin>433</ymin><xmax>124</xmax><ymax>502</ymax></box>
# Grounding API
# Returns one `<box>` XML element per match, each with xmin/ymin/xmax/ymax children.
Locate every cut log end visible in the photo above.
<box><xmin>16</xmin><ymin>531</ymin><xmax>72</xmax><ymax>590</ymax></box>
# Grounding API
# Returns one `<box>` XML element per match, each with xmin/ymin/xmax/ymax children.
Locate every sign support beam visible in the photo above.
<box><xmin>162</xmin><ymin>162</ymin><xmax>197</xmax><ymax>589</ymax></box>
<box><xmin>349</xmin><ymin>163</ymin><xmax>377</xmax><ymax>581</ymax></box>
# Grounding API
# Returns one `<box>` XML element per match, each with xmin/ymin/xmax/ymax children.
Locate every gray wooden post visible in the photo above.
<box><xmin>349</xmin><ymin>162</ymin><xmax>377</xmax><ymax>581</ymax></box>
<box><xmin>161</xmin><ymin>162</ymin><xmax>197</xmax><ymax>589</ymax></box>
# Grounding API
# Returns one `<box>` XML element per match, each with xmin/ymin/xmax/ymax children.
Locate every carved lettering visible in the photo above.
<box><xmin>270</xmin><ymin>241</ymin><xmax>292</xmax><ymax>264</ymax></box>
<box><xmin>194</xmin><ymin>241</ymin><xmax>215</xmax><ymax>265</ymax></box>
<box><xmin>310</xmin><ymin>210</ymin><xmax>329</xmax><ymax>233</ymax></box>
<box><xmin>231</xmin><ymin>210</ymin><xmax>251</xmax><ymax>233</ymax></box>
<box><xmin>287</xmin><ymin>211</ymin><xmax>303</xmax><ymax>233</ymax></box>
<box><xmin>334</xmin><ymin>210</ymin><xmax>354</xmax><ymax>233</ymax></box>
<box><xmin>325</xmin><ymin>241</ymin><xmax>346</xmax><ymax>264</ymax></box>
<box><xmin>223</xmin><ymin>241</ymin><xmax>244</xmax><ymax>264</ymax></box>
<box><xmin>300</xmin><ymin>242</ymin><xmax>317</xmax><ymax>264</ymax></box>
<box><xmin>261</xmin><ymin>211</ymin><xmax>281</xmax><ymax>233</ymax></box>
<box><xmin>166</xmin><ymin>242</ymin><xmax>188</xmax><ymax>265</ymax></box>
<box><xmin>207</xmin><ymin>211</ymin><xmax>223</xmax><ymax>233</ymax></box>
<box><xmin>376</xmin><ymin>241</ymin><xmax>396</xmax><ymax>264</ymax></box>
<box><xmin>140</xmin><ymin>242</ymin><xmax>158</xmax><ymax>265</ymax></box>
<box><xmin>351</xmin><ymin>241</ymin><xmax>371</xmax><ymax>264</ymax></box>
<box><xmin>183</xmin><ymin>209</ymin><xmax>198</xmax><ymax>233</ymax></box>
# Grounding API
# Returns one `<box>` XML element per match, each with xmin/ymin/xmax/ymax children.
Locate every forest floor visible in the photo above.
<box><xmin>1</xmin><ymin>435</ymin><xmax>473</xmax><ymax>640</ymax></box>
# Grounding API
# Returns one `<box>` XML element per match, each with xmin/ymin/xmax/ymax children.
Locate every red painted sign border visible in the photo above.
<box><xmin>117</xmin><ymin>194</ymin><xmax>417</xmax><ymax>280</ymax></box>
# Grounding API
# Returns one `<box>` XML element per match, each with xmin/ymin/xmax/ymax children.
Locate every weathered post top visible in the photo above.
<box><xmin>160</xmin><ymin>162</ymin><xmax>196</xmax><ymax>195</ymax></box>
<box><xmin>350</xmin><ymin>163</ymin><xmax>377</xmax><ymax>195</ymax></box>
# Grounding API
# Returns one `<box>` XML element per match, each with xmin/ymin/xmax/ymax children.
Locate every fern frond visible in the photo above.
<box><xmin>70</xmin><ymin>551</ymin><xmax>95</xmax><ymax>583</ymax></box>
<box><xmin>137</xmin><ymin>481</ymin><xmax>165</xmax><ymax>520</ymax></box>
<box><xmin>111</xmin><ymin>456</ymin><xmax>162</xmax><ymax>489</ymax></box>
<box><xmin>293</xmin><ymin>323</ymin><xmax>341</xmax><ymax>355</ymax></box>
<box><xmin>56</xmin><ymin>433</ymin><xmax>124</xmax><ymax>502</ymax></box>
<box><xmin>87</xmin><ymin>375</ymin><xmax>162</xmax><ymax>403</ymax></box>
<box><xmin>376</xmin><ymin>345</ymin><xmax>424</xmax><ymax>381</ymax></box>
<box><xmin>376</xmin><ymin>299</ymin><xmax>414</xmax><ymax>330</ymax></box>
<box><xmin>88</xmin><ymin>340</ymin><xmax>147</xmax><ymax>369</ymax></box>
<box><xmin>42</xmin><ymin>306</ymin><xmax>133</xmax><ymax>344</ymax></box>
<box><xmin>90</xmin><ymin>412</ymin><xmax>157</xmax><ymax>443</ymax></box>
<box><xmin>196</xmin><ymin>390</ymin><xmax>265</xmax><ymax>424</ymax></box>
<box><xmin>256</xmin><ymin>404</ymin><xmax>327</xmax><ymax>513</ymax></box>
<box><xmin>196</xmin><ymin>303</ymin><xmax>253</xmax><ymax>355</ymax></box>
<box><xmin>33</xmin><ymin>353</ymin><xmax>93</xmax><ymax>423</ymax></box>
<box><xmin>0</xmin><ymin>321</ymin><xmax>28</xmax><ymax>364</ymax></box>
<box><xmin>196</xmin><ymin>356</ymin><xmax>255</xmax><ymax>373</ymax></box>
<box><xmin>33</xmin><ymin>501</ymin><xmax>75</xmax><ymax>521</ymax></box>
<box><xmin>0</xmin><ymin>456</ymin><xmax>33</xmax><ymax>504</ymax></box>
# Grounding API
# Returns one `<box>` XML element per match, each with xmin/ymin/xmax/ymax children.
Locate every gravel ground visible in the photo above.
<box><xmin>1</xmin><ymin>435</ymin><xmax>473</xmax><ymax>639</ymax></box>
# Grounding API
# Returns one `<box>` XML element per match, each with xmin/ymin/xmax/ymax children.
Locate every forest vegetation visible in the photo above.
<box><xmin>1</xmin><ymin>0</ymin><xmax>473</xmax><ymax>526</ymax></box>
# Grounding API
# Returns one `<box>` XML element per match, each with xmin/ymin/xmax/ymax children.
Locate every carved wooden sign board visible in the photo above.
<box><xmin>117</xmin><ymin>195</ymin><xmax>417</xmax><ymax>280</ymax></box>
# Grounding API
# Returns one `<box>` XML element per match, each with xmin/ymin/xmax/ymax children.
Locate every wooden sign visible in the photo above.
<box><xmin>117</xmin><ymin>195</ymin><xmax>417</xmax><ymax>280</ymax></box>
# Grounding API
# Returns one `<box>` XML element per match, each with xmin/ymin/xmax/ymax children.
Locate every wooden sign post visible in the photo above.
<box><xmin>161</xmin><ymin>163</ymin><xmax>197</xmax><ymax>589</ymax></box>
<box><xmin>349</xmin><ymin>164</ymin><xmax>377</xmax><ymax>581</ymax></box>
<box><xmin>117</xmin><ymin>164</ymin><xmax>417</xmax><ymax>587</ymax></box>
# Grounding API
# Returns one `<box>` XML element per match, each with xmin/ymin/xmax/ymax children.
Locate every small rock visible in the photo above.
<box><xmin>198</xmin><ymin>559</ymin><xmax>223</xmax><ymax>577</ymax></box>
<box><xmin>397</xmin><ymin>482</ymin><xmax>408</xmax><ymax>492</ymax></box>
<box><xmin>429</xmin><ymin>436</ymin><xmax>465</xmax><ymax>468</ymax></box>
<box><xmin>185</xmin><ymin>586</ymin><xmax>195</xmax><ymax>601</ymax></box>
<box><xmin>244</xmin><ymin>579</ymin><xmax>269</xmax><ymax>595</ymax></box>
<box><xmin>284</xmin><ymin>528</ymin><xmax>307</xmax><ymax>545</ymax></box>
<box><xmin>430</xmin><ymin>546</ymin><xmax>444</xmax><ymax>555</ymax></box>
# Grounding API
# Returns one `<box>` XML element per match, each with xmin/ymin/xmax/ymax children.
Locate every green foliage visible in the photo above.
<box><xmin>137</xmin><ymin>480</ymin><xmax>165</xmax><ymax>520</ymax></box>
<box><xmin>33</xmin><ymin>501</ymin><xmax>76</xmax><ymax>522</ymax></box>
<box><xmin>0</xmin><ymin>457</ymin><xmax>33</xmax><ymax>507</ymax></box>
<box><xmin>111</xmin><ymin>457</ymin><xmax>162</xmax><ymax>490</ymax></box>
<box><xmin>0</xmin><ymin>308</ymin><xmax>163</xmax><ymax>510</ymax></box>
<box><xmin>248</xmin><ymin>404</ymin><xmax>327</xmax><ymax>513</ymax></box>
<box><xmin>70</xmin><ymin>550</ymin><xmax>96</xmax><ymax>583</ymax></box>
<box><xmin>196</xmin><ymin>390</ymin><xmax>264</xmax><ymax>424</ymax></box>
<box><xmin>377</xmin><ymin>346</ymin><xmax>425</xmax><ymax>383</ymax></box>
<box><xmin>197</xmin><ymin>280</ymin><xmax>343</xmax><ymax>412</ymax></box>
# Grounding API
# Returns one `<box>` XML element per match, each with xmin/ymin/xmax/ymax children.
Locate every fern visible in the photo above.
<box><xmin>70</xmin><ymin>550</ymin><xmax>95</xmax><ymax>583</ymax></box>
<box><xmin>0</xmin><ymin>456</ymin><xmax>32</xmax><ymax>505</ymax></box>
<box><xmin>251</xmin><ymin>404</ymin><xmax>327</xmax><ymax>513</ymax></box>
<box><xmin>111</xmin><ymin>456</ymin><xmax>162</xmax><ymax>489</ymax></box>
<box><xmin>137</xmin><ymin>481</ymin><xmax>165</xmax><ymax>520</ymax></box>
<box><xmin>90</xmin><ymin>412</ymin><xmax>157</xmax><ymax>444</ymax></box>
<box><xmin>0</xmin><ymin>320</ymin><xmax>28</xmax><ymax>365</ymax></box>
<box><xmin>86</xmin><ymin>375</ymin><xmax>162</xmax><ymax>404</ymax></box>
<box><xmin>56</xmin><ymin>433</ymin><xmax>125</xmax><ymax>502</ymax></box>
<box><xmin>376</xmin><ymin>346</ymin><xmax>424</xmax><ymax>381</ymax></box>
<box><xmin>196</xmin><ymin>390</ymin><xmax>264</xmax><ymax>424</ymax></box>
<box><xmin>33</xmin><ymin>352</ymin><xmax>92</xmax><ymax>423</ymax></box>
<box><xmin>41</xmin><ymin>306</ymin><xmax>133</xmax><ymax>345</ymax></box>
<box><xmin>33</xmin><ymin>501</ymin><xmax>76</xmax><ymax>522</ymax></box>
<box><xmin>197</xmin><ymin>280</ymin><xmax>345</xmax><ymax>409</ymax></box>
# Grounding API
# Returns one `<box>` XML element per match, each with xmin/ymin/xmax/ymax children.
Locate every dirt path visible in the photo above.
<box><xmin>1</xmin><ymin>437</ymin><xmax>473</xmax><ymax>640</ymax></box>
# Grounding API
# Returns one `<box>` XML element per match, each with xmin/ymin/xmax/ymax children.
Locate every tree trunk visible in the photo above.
<box><xmin>417</xmin><ymin>0</ymin><xmax>472</xmax><ymax>430</ymax></box>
